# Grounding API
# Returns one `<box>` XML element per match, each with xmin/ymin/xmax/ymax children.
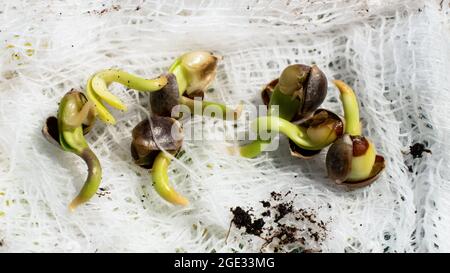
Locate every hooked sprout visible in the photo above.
<box><xmin>88</xmin><ymin>51</ymin><xmax>241</xmax><ymax>125</ymax></box>
<box><xmin>86</xmin><ymin>70</ymin><xmax>168</xmax><ymax>124</ymax></box>
<box><xmin>42</xmin><ymin>90</ymin><xmax>102</xmax><ymax>211</ymax></box>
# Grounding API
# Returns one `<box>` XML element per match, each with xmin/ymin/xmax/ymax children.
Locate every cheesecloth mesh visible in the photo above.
<box><xmin>0</xmin><ymin>0</ymin><xmax>449</xmax><ymax>252</ymax></box>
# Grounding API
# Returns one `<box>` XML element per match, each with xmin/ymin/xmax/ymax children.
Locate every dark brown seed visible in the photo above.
<box><xmin>130</xmin><ymin>115</ymin><xmax>183</xmax><ymax>169</ymax></box>
<box><xmin>326</xmin><ymin>134</ymin><xmax>353</xmax><ymax>183</ymax></box>
<box><xmin>302</xmin><ymin>65</ymin><xmax>327</xmax><ymax>116</ymax></box>
<box><xmin>262</xmin><ymin>64</ymin><xmax>327</xmax><ymax>121</ymax></box>
<box><xmin>149</xmin><ymin>73</ymin><xmax>180</xmax><ymax>117</ymax></box>
<box><xmin>278</xmin><ymin>64</ymin><xmax>311</xmax><ymax>97</ymax></box>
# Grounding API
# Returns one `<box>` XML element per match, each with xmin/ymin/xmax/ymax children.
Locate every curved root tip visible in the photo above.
<box><xmin>172</xmin><ymin>196</ymin><xmax>189</xmax><ymax>206</ymax></box>
<box><xmin>332</xmin><ymin>80</ymin><xmax>352</xmax><ymax>94</ymax></box>
<box><xmin>68</xmin><ymin>197</ymin><xmax>84</xmax><ymax>212</ymax></box>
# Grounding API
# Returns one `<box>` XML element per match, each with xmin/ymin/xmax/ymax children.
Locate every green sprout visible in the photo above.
<box><xmin>326</xmin><ymin>80</ymin><xmax>385</xmax><ymax>187</ymax></box>
<box><xmin>42</xmin><ymin>90</ymin><xmax>102</xmax><ymax>211</ymax></box>
<box><xmin>88</xmin><ymin>51</ymin><xmax>241</xmax><ymax>125</ymax></box>
<box><xmin>152</xmin><ymin>151</ymin><xmax>189</xmax><ymax>206</ymax></box>
<box><xmin>128</xmin><ymin>51</ymin><xmax>242</xmax><ymax>206</ymax></box>
<box><xmin>86</xmin><ymin>70</ymin><xmax>168</xmax><ymax>124</ymax></box>
<box><xmin>241</xmin><ymin>110</ymin><xmax>343</xmax><ymax>158</ymax></box>
<box><xmin>238</xmin><ymin>64</ymin><xmax>342</xmax><ymax>158</ymax></box>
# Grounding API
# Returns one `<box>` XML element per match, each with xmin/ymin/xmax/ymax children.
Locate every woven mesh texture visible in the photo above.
<box><xmin>0</xmin><ymin>0</ymin><xmax>449</xmax><ymax>252</ymax></box>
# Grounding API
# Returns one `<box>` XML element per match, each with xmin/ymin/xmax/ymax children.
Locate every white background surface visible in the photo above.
<box><xmin>0</xmin><ymin>0</ymin><xmax>449</xmax><ymax>252</ymax></box>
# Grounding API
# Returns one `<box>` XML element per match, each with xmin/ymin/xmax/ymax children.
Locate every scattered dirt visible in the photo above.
<box><xmin>96</xmin><ymin>187</ymin><xmax>111</xmax><ymax>197</ymax></box>
<box><xmin>230</xmin><ymin>191</ymin><xmax>330</xmax><ymax>253</ymax></box>
<box><xmin>87</xmin><ymin>5</ymin><xmax>121</xmax><ymax>15</ymax></box>
<box><xmin>270</xmin><ymin>191</ymin><xmax>282</xmax><ymax>201</ymax></box>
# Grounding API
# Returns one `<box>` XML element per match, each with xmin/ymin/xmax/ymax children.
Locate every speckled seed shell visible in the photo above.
<box><xmin>326</xmin><ymin>134</ymin><xmax>353</xmax><ymax>183</ymax></box>
<box><xmin>130</xmin><ymin>116</ymin><xmax>183</xmax><ymax>169</ymax></box>
<box><xmin>342</xmin><ymin>155</ymin><xmax>385</xmax><ymax>188</ymax></box>
<box><xmin>149</xmin><ymin>73</ymin><xmax>180</xmax><ymax>117</ymax></box>
<box><xmin>302</xmin><ymin>65</ymin><xmax>327</xmax><ymax>117</ymax></box>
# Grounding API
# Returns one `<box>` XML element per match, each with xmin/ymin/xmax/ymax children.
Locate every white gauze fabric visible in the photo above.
<box><xmin>0</xmin><ymin>0</ymin><xmax>449</xmax><ymax>252</ymax></box>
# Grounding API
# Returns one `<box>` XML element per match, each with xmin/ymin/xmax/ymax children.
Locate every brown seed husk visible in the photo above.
<box><xmin>260</xmin><ymin>64</ymin><xmax>327</xmax><ymax>121</ymax></box>
<box><xmin>131</xmin><ymin>115</ymin><xmax>183</xmax><ymax>169</ymax></box>
<box><xmin>278</xmin><ymin>64</ymin><xmax>311</xmax><ymax>97</ymax></box>
<box><xmin>42</xmin><ymin>116</ymin><xmax>61</xmax><ymax>149</ymax></box>
<box><xmin>149</xmin><ymin>73</ymin><xmax>180</xmax><ymax>117</ymax></box>
<box><xmin>326</xmin><ymin>134</ymin><xmax>353</xmax><ymax>183</ymax></box>
<box><xmin>301</xmin><ymin>65</ymin><xmax>327</xmax><ymax>117</ymax></box>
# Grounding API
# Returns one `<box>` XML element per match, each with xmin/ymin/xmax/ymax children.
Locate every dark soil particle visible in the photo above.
<box><xmin>407</xmin><ymin>165</ymin><xmax>414</xmax><ymax>173</ymax></box>
<box><xmin>274</xmin><ymin>203</ymin><xmax>293</xmax><ymax>222</ymax></box>
<box><xmin>262</xmin><ymin>210</ymin><xmax>271</xmax><ymax>217</ymax></box>
<box><xmin>230</xmin><ymin>207</ymin><xmax>265</xmax><ymax>236</ymax></box>
<box><xmin>96</xmin><ymin>187</ymin><xmax>110</xmax><ymax>197</ymax></box>
<box><xmin>230</xmin><ymin>207</ymin><xmax>251</xmax><ymax>229</ymax></box>
<box><xmin>270</xmin><ymin>191</ymin><xmax>282</xmax><ymax>201</ymax></box>
<box><xmin>410</xmin><ymin>143</ymin><xmax>432</xmax><ymax>159</ymax></box>
<box><xmin>230</xmin><ymin>191</ymin><xmax>330</xmax><ymax>253</ymax></box>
